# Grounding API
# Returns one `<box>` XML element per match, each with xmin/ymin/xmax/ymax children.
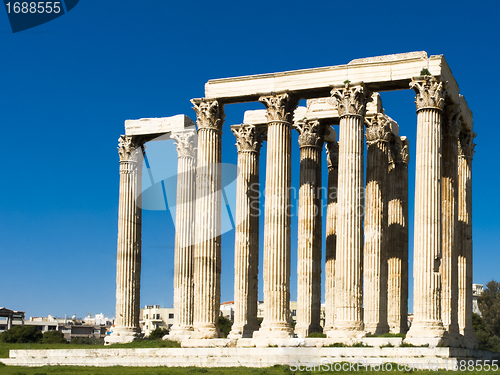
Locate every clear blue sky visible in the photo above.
<box><xmin>1</xmin><ymin>0</ymin><xmax>498</xmax><ymax>320</ymax></box>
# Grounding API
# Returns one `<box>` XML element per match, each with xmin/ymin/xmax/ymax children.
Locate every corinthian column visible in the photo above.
<box><xmin>254</xmin><ymin>93</ymin><xmax>298</xmax><ymax>339</ymax></box>
<box><xmin>169</xmin><ymin>130</ymin><xmax>197</xmax><ymax>339</ymax></box>
<box><xmin>363</xmin><ymin>114</ymin><xmax>391</xmax><ymax>335</ymax></box>
<box><xmin>387</xmin><ymin>136</ymin><xmax>409</xmax><ymax>334</ymax></box>
<box><xmin>228</xmin><ymin>124</ymin><xmax>265</xmax><ymax>339</ymax></box>
<box><xmin>324</xmin><ymin>140</ymin><xmax>339</xmax><ymax>335</ymax></box>
<box><xmin>294</xmin><ymin>119</ymin><xmax>324</xmax><ymax>338</ymax></box>
<box><xmin>405</xmin><ymin>76</ymin><xmax>446</xmax><ymax>346</ymax></box>
<box><xmin>458</xmin><ymin>128</ymin><xmax>477</xmax><ymax>349</ymax></box>
<box><xmin>441</xmin><ymin>106</ymin><xmax>461</xmax><ymax>345</ymax></box>
<box><xmin>329</xmin><ymin>83</ymin><xmax>371</xmax><ymax>338</ymax></box>
<box><xmin>106</xmin><ymin>135</ymin><xmax>143</xmax><ymax>345</ymax></box>
<box><xmin>191</xmin><ymin>99</ymin><xmax>224</xmax><ymax>339</ymax></box>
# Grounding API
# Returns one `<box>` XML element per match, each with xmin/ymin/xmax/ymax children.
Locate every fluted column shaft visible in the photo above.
<box><xmin>229</xmin><ymin>124</ymin><xmax>263</xmax><ymax>338</ymax></box>
<box><xmin>170</xmin><ymin>131</ymin><xmax>197</xmax><ymax>337</ymax></box>
<box><xmin>107</xmin><ymin>135</ymin><xmax>143</xmax><ymax>344</ymax></box>
<box><xmin>441</xmin><ymin>107</ymin><xmax>460</xmax><ymax>340</ymax></box>
<box><xmin>406</xmin><ymin>76</ymin><xmax>446</xmax><ymax>345</ymax></box>
<box><xmin>191</xmin><ymin>99</ymin><xmax>224</xmax><ymax>339</ymax></box>
<box><xmin>324</xmin><ymin>141</ymin><xmax>339</xmax><ymax>334</ymax></box>
<box><xmin>329</xmin><ymin>84</ymin><xmax>370</xmax><ymax>337</ymax></box>
<box><xmin>387</xmin><ymin>137</ymin><xmax>409</xmax><ymax>334</ymax></box>
<box><xmin>254</xmin><ymin>93</ymin><xmax>298</xmax><ymax>339</ymax></box>
<box><xmin>458</xmin><ymin>129</ymin><xmax>477</xmax><ymax>348</ymax></box>
<box><xmin>295</xmin><ymin>120</ymin><xmax>323</xmax><ymax>338</ymax></box>
<box><xmin>364</xmin><ymin>114</ymin><xmax>391</xmax><ymax>335</ymax></box>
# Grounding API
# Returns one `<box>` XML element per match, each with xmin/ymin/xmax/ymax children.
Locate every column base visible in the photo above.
<box><xmin>441</xmin><ymin>331</ymin><xmax>464</xmax><ymax>348</ymax></box>
<box><xmin>404</xmin><ymin>320</ymin><xmax>445</xmax><ymax>348</ymax></box>
<box><xmin>166</xmin><ymin>326</ymin><xmax>194</xmax><ymax>342</ymax></box>
<box><xmin>295</xmin><ymin>324</ymin><xmax>323</xmax><ymax>338</ymax></box>
<box><xmin>364</xmin><ymin>322</ymin><xmax>390</xmax><ymax>336</ymax></box>
<box><xmin>253</xmin><ymin>322</ymin><xmax>293</xmax><ymax>339</ymax></box>
<box><xmin>228</xmin><ymin>324</ymin><xmax>258</xmax><ymax>339</ymax></box>
<box><xmin>389</xmin><ymin>322</ymin><xmax>409</xmax><ymax>335</ymax></box>
<box><xmin>463</xmin><ymin>328</ymin><xmax>478</xmax><ymax>349</ymax></box>
<box><xmin>326</xmin><ymin>321</ymin><xmax>365</xmax><ymax>340</ymax></box>
<box><xmin>104</xmin><ymin>327</ymin><xmax>142</xmax><ymax>345</ymax></box>
<box><xmin>191</xmin><ymin>323</ymin><xmax>219</xmax><ymax>339</ymax></box>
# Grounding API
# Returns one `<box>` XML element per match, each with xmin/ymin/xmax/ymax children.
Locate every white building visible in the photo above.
<box><xmin>220</xmin><ymin>301</ymin><xmax>234</xmax><ymax>321</ymax></box>
<box><xmin>0</xmin><ymin>308</ymin><xmax>25</xmax><ymax>332</ymax></box>
<box><xmin>473</xmin><ymin>283</ymin><xmax>484</xmax><ymax>315</ymax></box>
<box><xmin>83</xmin><ymin>313</ymin><xmax>112</xmax><ymax>326</ymax></box>
<box><xmin>139</xmin><ymin>305</ymin><xmax>175</xmax><ymax>337</ymax></box>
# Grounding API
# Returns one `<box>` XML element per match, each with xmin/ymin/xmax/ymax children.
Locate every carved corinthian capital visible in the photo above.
<box><xmin>443</xmin><ymin>105</ymin><xmax>461</xmax><ymax>138</ymax></box>
<box><xmin>294</xmin><ymin>119</ymin><xmax>324</xmax><ymax>149</ymax></box>
<box><xmin>171</xmin><ymin>130</ymin><xmax>197</xmax><ymax>158</ymax></box>
<box><xmin>191</xmin><ymin>98</ymin><xmax>225</xmax><ymax>132</ymax></box>
<box><xmin>325</xmin><ymin>141</ymin><xmax>339</xmax><ymax>169</ymax></box>
<box><xmin>118</xmin><ymin>135</ymin><xmax>142</xmax><ymax>162</ymax></box>
<box><xmin>458</xmin><ymin>129</ymin><xmax>476</xmax><ymax>159</ymax></box>
<box><xmin>365</xmin><ymin>113</ymin><xmax>393</xmax><ymax>145</ymax></box>
<box><xmin>388</xmin><ymin>136</ymin><xmax>410</xmax><ymax>166</ymax></box>
<box><xmin>330</xmin><ymin>83</ymin><xmax>371</xmax><ymax>117</ymax></box>
<box><xmin>400</xmin><ymin>136</ymin><xmax>410</xmax><ymax>164</ymax></box>
<box><xmin>259</xmin><ymin>93</ymin><xmax>299</xmax><ymax>123</ymax></box>
<box><xmin>410</xmin><ymin>76</ymin><xmax>446</xmax><ymax>111</ymax></box>
<box><xmin>231</xmin><ymin>124</ymin><xmax>266</xmax><ymax>153</ymax></box>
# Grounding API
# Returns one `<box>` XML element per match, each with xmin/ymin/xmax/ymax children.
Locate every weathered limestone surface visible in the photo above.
<box><xmin>228</xmin><ymin>124</ymin><xmax>265</xmax><ymax>338</ymax></box>
<box><xmin>363</xmin><ymin>113</ymin><xmax>392</xmax><ymax>335</ymax></box>
<box><xmin>323</xmin><ymin>140</ymin><xmax>338</xmax><ymax>335</ymax></box>
<box><xmin>440</xmin><ymin>106</ymin><xmax>461</xmax><ymax>346</ymax></box>
<box><xmin>106</xmin><ymin>136</ymin><xmax>143</xmax><ymax>345</ymax></box>
<box><xmin>254</xmin><ymin>93</ymin><xmax>298</xmax><ymax>339</ymax></box>
<box><xmin>168</xmin><ymin>130</ymin><xmax>197</xmax><ymax>339</ymax></box>
<box><xmin>3</xmin><ymin>347</ymin><xmax>488</xmax><ymax>368</ymax></box>
<box><xmin>328</xmin><ymin>83</ymin><xmax>371</xmax><ymax>338</ymax></box>
<box><xmin>387</xmin><ymin>136</ymin><xmax>409</xmax><ymax>334</ymax></box>
<box><xmin>458</xmin><ymin>128</ymin><xmax>477</xmax><ymax>349</ymax></box>
<box><xmin>405</xmin><ymin>76</ymin><xmax>446</xmax><ymax>347</ymax></box>
<box><xmin>294</xmin><ymin>119</ymin><xmax>324</xmax><ymax>338</ymax></box>
<box><xmin>125</xmin><ymin>115</ymin><xmax>195</xmax><ymax>136</ymax></box>
<box><xmin>191</xmin><ymin>99</ymin><xmax>225</xmax><ymax>339</ymax></box>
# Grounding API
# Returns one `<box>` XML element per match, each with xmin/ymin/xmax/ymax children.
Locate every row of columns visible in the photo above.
<box><xmin>107</xmin><ymin>76</ymin><xmax>476</xmax><ymax>348</ymax></box>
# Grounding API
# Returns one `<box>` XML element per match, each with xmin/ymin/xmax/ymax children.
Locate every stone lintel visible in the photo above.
<box><xmin>204</xmin><ymin>53</ymin><xmax>472</xmax><ymax>130</ymax></box>
<box><xmin>125</xmin><ymin>115</ymin><xmax>196</xmax><ymax>137</ymax></box>
<box><xmin>243</xmin><ymin>107</ymin><xmax>338</xmax><ymax>143</ymax></box>
<box><xmin>204</xmin><ymin>53</ymin><xmax>444</xmax><ymax>102</ymax></box>
<box><xmin>305</xmin><ymin>93</ymin><xmax>383</xmax><ymax>123</ymax></box>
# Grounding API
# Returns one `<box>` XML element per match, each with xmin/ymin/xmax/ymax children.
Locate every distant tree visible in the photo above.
<box><xmin>216</xmin><ymin>316</ymin><xmax>232</xmax><ymax>338</ymax></box>
<box><xmin>0</xmin><ymin>325</ymin><xmax>42</xmax><ymax>343</ymax></box>
<box><xmin>148</xmin><ymin>327</ymin><xmax>169</xmax><ymax>340</ymax></box>
<box><xmin>41</xmin><ymin>330</ymin><xmax>67</xmax><ymax>344</ymax></box>
<box><xmin>476</xmin><ymin>280</ymin><xmax>500</xmax><ymax>351</ymax></box>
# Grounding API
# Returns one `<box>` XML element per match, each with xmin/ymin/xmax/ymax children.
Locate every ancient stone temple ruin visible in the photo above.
<box><xmin>105</xmin><ymin>52</ymin><xmax>477</xmax><ymax>349</ymax></box>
